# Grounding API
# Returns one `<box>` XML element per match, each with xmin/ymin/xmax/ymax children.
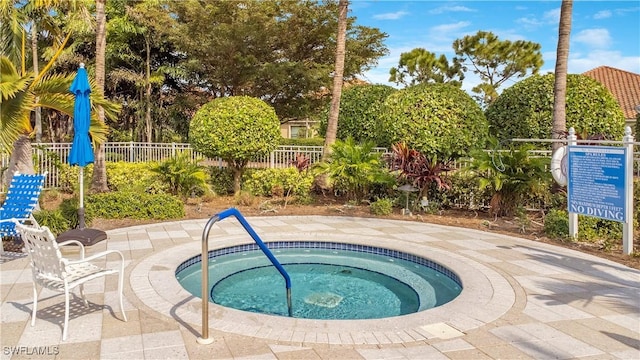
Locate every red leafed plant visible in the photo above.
<box><xmin>388</xmin><ymin>142</ymin><xmax>452</xmax><ymax>196</ymax></box>
<box><xmin>290</xmin><ymin>153</ymin><xmax>310</xmax><ymax>172</ymax></box>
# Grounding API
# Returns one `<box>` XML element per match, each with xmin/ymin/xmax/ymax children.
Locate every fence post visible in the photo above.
<box><xmin>129</xmin><ymin>141</ymin><xmax>134</xmax><ymax>162</ymax></box>
<box><xmin>623</xmin><ymin>126</ymin><xmax>634</xmax><ymax>255</ymax></box>
<box><xmin>270</xmin><ymin>151</ymin><xmax>275</xmax><ymax>169</ymax></box>
<box><xmin>172</xmin><ymin>143</ymin><xmax>176</xmax><ymax>158</ymax></box>
<box><xmin>568</xmin><ymin>128</ymin><xmax>578</xmax><ymax>239</ymax></box>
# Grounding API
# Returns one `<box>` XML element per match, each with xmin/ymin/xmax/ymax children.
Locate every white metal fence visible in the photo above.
<box><xmin>0</xmin><ymin>142</ymin><xmax>387</xmax><ymax>190</ymax></box>
<box><xmin>1</xmin><ymin>141</ymin><xmax>638</xmax><ymax>192</ymax></box>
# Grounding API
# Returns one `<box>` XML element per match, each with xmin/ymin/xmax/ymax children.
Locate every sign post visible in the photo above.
<box><xmin>623</xmin><ymin>127</ymin><xmax>634</xmax><ymax>255</ymax></box>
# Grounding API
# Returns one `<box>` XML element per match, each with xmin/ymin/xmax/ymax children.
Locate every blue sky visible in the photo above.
<box><xmin>350</xmin><ymin>1</ymin><xmax>640</xmax><ymax>92</ymax></box>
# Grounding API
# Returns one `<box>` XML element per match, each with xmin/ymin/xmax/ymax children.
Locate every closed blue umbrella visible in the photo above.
<box><xmin>57</xmin><ymin>63</ymin><xmax>106</xmax><ymax>246</ymax></box>
<box><xmin>68</xmin><ymin>63</ymin><xmax>93</xmax><ymax>229</ymax></box>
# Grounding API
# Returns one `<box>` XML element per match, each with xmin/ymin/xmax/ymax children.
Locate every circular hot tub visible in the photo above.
<box><xmin>176</xmin><ymin>241</ymin><xmax>462</xmax><ymax>319</ymax></box>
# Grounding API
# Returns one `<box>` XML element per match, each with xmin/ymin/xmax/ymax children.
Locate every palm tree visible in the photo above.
<box><xmin>323</xmin><ymin>0</ymin><xmax>348</xmax><ymax>159</ymax></box>
<box><xmin>91</xmin><ymin>0</ymin><xmax>109</xmax><ymax>192</ymax></box>
<box><xmin>1</xmin><ymin>22</ymin><xmax>116</xmax><ymax>187</ymax></box>
<box><xmin>551</xmin><ymin>0</ymin><xmax>573</xmax><ymax>152</ymax></box>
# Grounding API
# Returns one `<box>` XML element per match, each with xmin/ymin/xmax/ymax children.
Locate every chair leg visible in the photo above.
<box><xmin>118</xmin><ymin>267</ymin><xmax>127</xmax><ymax>322</ymax></box>
<box><xmin>63</xmin><ymin>286</ymin><xmax>70</xmax><ymax>341</ymax></box>
<box><xmin>30</xmin><ymin>283</ymin><xmax>38</xmax><ymax>326</ymax></box>
<box><xmin>80</xmin><ymin>284</ymin><xmax>88</xmax><ymax>307</ymax></box>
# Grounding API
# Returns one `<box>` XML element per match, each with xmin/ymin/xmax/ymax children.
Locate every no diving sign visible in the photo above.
<box><xmin>567</xmin><ymin>146</ymin><xmax>627</xmax><ymax>222</ymax></box>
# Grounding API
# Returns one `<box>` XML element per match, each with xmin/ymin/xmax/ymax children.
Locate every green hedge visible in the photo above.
<box><xmin>87</xmin><ymin>192</ymin><xmax>184</xmax><ymax>220</ymax></box>
<box><xmin>486</xmin><ymin>73</ymin><xmax>626</xmax><ymax>140</ymax></box>
<box><xmin>242</xmin><ymin>168</ymin><xmax>313</xmax><ymax>197</ymax></box>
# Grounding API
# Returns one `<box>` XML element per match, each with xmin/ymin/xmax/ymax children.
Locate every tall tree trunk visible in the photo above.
<box><xmin>145</xmin><ymin>36</ymin><xmax>152</xmax><ymax>143</ymax></box>
<box><xmin>4</xmin><ymin>136</ymin><xmax>36</xmax><ymax>187</ymax></box>
<box><xmin>323</xmin><ymin>0</ymin><xmax>348</xmax><ymax>159</ymax></box>
<box><xmin>91</xmin><ymin>0</ymin><xmax>109</xmax><ymax>192</ymax></box>
<box><xmin>551</xmin><ymin>0</ymin><xmax>573</xmax><ymax>152</ymax></box>
<box><xmin>31</xmin><ymin>24</ymin><xmax>42</xmax><ymax>143</ymax></box>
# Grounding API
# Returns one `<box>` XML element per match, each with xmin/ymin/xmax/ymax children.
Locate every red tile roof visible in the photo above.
<box><xmin>583</xmin><ymin>66</ymin><xmax>640</xmax><ymax>119</ymax></box>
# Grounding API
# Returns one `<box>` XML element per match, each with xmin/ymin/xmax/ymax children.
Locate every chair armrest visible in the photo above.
<box><xmin>66</xmin><ymin>249</ymin><xmax>125</xmax><ymax>265</ymax></box>
<box><xmin>58</xmin><ymin>240</ymin><xmax>86</xmax><ymax>259</ymax></box>
<box><xmin>0</xmin><ymin>218</ymin><xmax>27</xmax><ymax>224</ymax></box>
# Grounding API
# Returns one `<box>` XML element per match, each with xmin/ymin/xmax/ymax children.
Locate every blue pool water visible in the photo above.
<box><xmin>176</xmin><ymin>242</ymin><xmax>462</xmax><ymax>320</ymax></box>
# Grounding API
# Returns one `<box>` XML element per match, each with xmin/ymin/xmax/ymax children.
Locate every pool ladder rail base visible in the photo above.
<box><xmin>198</xmin><ymin>207</ymin><xmax>292</xmax><ymax>344</ymax></box>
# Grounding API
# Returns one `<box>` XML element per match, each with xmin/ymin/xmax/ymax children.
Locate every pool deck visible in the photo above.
<box><xmin>1</xmin><ymin>215</ymin><xmax>639</xmax><ymax>359</ymax></box>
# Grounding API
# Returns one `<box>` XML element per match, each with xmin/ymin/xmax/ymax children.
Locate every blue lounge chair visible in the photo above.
<box><xmin>0</xmin><ymin>172</ymin><xmax>47</xmax><ymax>253</ymax></box>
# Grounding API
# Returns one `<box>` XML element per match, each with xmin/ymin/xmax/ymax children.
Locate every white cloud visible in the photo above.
<box><xmin>569</xmin><ymin>50</ymin><xmax>640</xmax><ymax>74</ymax></box>
<box><xmin>430</xmin><ymin>21</ymin><xmax>471</xmax><ymax>36</ymax></box>
<box><xmin>373</xmin><ymin>11</ymin><xmax>409</xmax><ymax>20</ymax></box>
<box><xmin>593</xmin><ymin>10</ymin><xmax>612</xmax><ymax>19</ymax></box>
<box><xmin>573</xmin><ymin>28</ymin><xmax>612</xmax><ymax>49</ymax></box>
<box><xmin>614</xmin><ymin>7</ymin><xmax>640</xmax><ymax>16</ymax></box>
<box><xmin>516</xmin><ymin>17</ymin><xmax>542</xmax><ymax>28</ymax></box>
<box><xmin>429</xmin><ymin>5</ymin><xmax>475</xmax><ymax>15</ymax></box>
<box><xmin>543</xmin><ymin>8</ymin><xmax>561</xmax><ymax>23</ymax></box>
<box><xmin>516</xmin><ymin>8</ymin><xmax>560</xmax><ymax>30</ymax></box>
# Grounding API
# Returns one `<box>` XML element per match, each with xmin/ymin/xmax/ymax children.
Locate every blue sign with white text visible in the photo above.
<box><xmin>567</xmin><ymin>146</ymin><xmax>627</xmax><ymax>222</ymax></box>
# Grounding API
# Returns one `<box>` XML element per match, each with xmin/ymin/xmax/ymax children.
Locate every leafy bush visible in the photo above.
<box><xmin>86</xmin><ymin>192</ymin><xmax>184</xmax><ymax>220</ymax></box>
<box><xmin>314</xmin><ymin>138</ymin><xmax>395</xmax><ymax>201</ymax></box>
<box><xmin>544</xmin><ymin>209</ymin><xmax>623</xmax><ymax>242</ymax></box>
<box><xmin>388</xmin><ymin>142</ymin><xmax>453</xmax><ymax>201</ymax></box>
<box><xmin>544</xmin><ymin>209</ymin><xmax>570</xmax><ymax>239</ymax></box>
<box><xmin>370</xmin><ymin>198</ymin><xmax>394</xmax><ymax>215</ymax></box>
<box><xmin>59</xmin><ymin>162</ymin><xmax>166</xmax><ymax>194</ymax></box>
<box><xmin>151</xmin><ymin>154</ymin><xmax>210</xmax><ymax>199</ymax></box>
<box><xmin>189</xmin><ymin>96</ymin><xmax>281</xmax><ymax>193</ymax></box>
<box><xmin>486</xmin><ymin>74</ymin><xmax>626</xmax><ymax>141</ymax></box>
<box><xmin>318</xmin><ymin>84</ymin><xmax>397</xmax><ymax>145</ymax></box>
<box><xmin>33</xmin><ymin>209</ymin><xmax>70</xmax><ymax>236</ymax></box>
<box><xmin>209</xmin><ymin>167</ymin><xmax>235</xmax><ymax>195</ymax></box>
<box><xmin>60</xmin><ymin>197</ymin><xmax>94</xmax><ymax>229</ymax></box>
<box><xmin>57</xmin><ymin>163</ymin><xmax>94</xmax><ymax>193</ymax></box>
<box><xmin>106</xmin><ymin>161</ymin><xmax>166</xmax><ymax>193</ymax></box>
<box><xmin>469</xmin><ymin>141</ymin><xmax>550</xmax><ymax>217</ymax></box>
<box><xmin>379</xmin><ymin>83</ymin><xmax>488</xmax><ymax>159</ymax></box>
<box><xmin>242</xmin><ymin>168</ymin><xmax>313</xmax><ymax>198</ymax></box>
<box><xmin>440</xmin><ymin>169</ymin><xmax>492</xmax><ymax>210</ymax></box>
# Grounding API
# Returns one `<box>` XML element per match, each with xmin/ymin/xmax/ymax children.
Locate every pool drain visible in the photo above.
<box><xmin>304</xmin><ymin>292</ymin><xmax>343</xmax><ymax>308</ymax></box>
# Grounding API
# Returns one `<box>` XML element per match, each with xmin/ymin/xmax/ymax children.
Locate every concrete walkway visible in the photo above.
<box><xmin>1</xmin><ymin>216</ymin><xmax>639</xmax><ymax>359</ymax></box>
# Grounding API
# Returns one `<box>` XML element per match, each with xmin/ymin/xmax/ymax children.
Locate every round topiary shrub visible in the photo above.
<box><xmin>379</xmin><ymin>83</ymin><xmax>488</xmax><ymax>159</ymax></box>
<box><xmin>318</xmin><ymin>84</ymin><xmax>397</xmax><ymax>145</ymax></box>
<box><xmin>189</xmin><ymin>96</ymin><xmax>281</xmax><ymax>193</ymax></box>
<box><xmin>486</xmin><ymin>73</ymin><xmax>626</xmax><ymax>140</ymax></box>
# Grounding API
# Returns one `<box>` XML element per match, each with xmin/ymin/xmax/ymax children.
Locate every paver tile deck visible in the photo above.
<box><xmin>1</xmin><ymin>216</ymin><xmax>638</xmax><ymax>359</ymax></box>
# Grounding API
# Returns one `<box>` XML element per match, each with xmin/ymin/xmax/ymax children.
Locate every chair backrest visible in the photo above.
<box><xmin>0</xmin><ymin>172</ymin><xmax>47</xmax><ymax>237</ymax></box>
<box><xmin>14</xmin><ymin>222</ymin><xmax>66</xmax><ymax>282</ymax></box>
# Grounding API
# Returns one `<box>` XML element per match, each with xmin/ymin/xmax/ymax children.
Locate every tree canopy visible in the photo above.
<box><xmin>169</xmin><ymin>0</ymin><xmax>387</xmax><ymax>120</ymax></box>
<box><xmin>379</xmin><ymin>83</ymin><xmax>488</xmax><ymax>160</ymax></box>
<box><xmin>2</xmin><ymin>0</ymin><xmax>388</xmax><ymax>144</ymax></box>
<box><xmin>318</xmin><ymin>84</ymin><xmax>397</xmax><ymax>145</ymax></box>
<box><xmin>389</xmin><ymin>48</ymin><xmax>464</xmax><ymax>87</ymax></box>
<box><xmin>188</xmin><ymin>96</ymin><xmax>281</xmax><ymax>193</ymax></box>
<box><xmin>485</xmin><ymin>73</ymin><xmax>626</xmax><ymax>141</ymax></box>
<box><xmin>453</xmin><ymin>31</ymin><xmax>543</xmax><ymax>106</ymax></box>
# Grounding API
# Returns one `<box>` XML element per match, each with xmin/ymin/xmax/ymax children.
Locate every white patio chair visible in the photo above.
<box><xmin>14</xmin><ymin>222</ymin><xmax>127</xmax><ymax>341</ymax></box>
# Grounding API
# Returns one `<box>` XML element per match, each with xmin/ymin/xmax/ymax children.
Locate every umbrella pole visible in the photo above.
<box><xmin>78</xmin><ymin>166</ymin><xmax>86</xmax><ymax>229</ymax></box>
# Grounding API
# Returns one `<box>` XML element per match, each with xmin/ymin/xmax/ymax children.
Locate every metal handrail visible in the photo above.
<box><xmin>197</xmin><ymin>207</ymin><xmax>292</xmax><ymax>344</ymax></box>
